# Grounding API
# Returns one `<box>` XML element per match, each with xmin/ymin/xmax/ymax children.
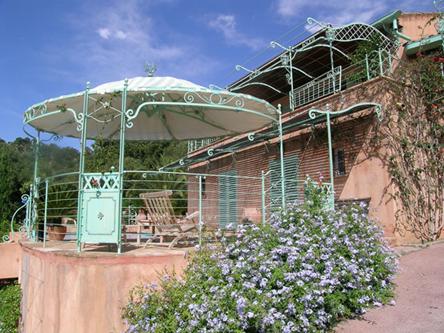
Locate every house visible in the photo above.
<box><xmin>165</xmin><ymin>11</ymin><xmax>443</xmax><ymax>245</ymax></box>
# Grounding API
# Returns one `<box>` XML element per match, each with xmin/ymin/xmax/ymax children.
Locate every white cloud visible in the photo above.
<box><xmin>48</xmin><ymin>0</ymin><xmax>219</xmax><ymax>86</ymax></box>
<box><xmin>276</xmin><ymin>0</ymin><xmax>304</xmax><ymax>18</ymax></box>
<box><xmin>275</xmin><ymin>0</ymin><xmax>389</xmax><ymax>27</ymax></box>
<box><xmin>115</xmin><ymin>30</ymin><xmax>127</xmax><ymax>40</ymax></box>
<box><xmin>208</xmin><ymin>14</ymin><xmax>265</xmax><ymax>50</ymax></box>
<box><xmin>97</xmin><ymin>28</ymin><xmax>111</xmax><ymax>39</ymax></box>
<box><xmin>97</xmin><ymin>27</ymin><xmax>128</xmax><ymax>40</ymax></box>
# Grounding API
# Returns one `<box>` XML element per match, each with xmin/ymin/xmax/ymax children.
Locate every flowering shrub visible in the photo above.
<box><xmin>123</xmin><ymin>187</ymin><xmax>397</xmax><ymax>332</ymax></box>
<box><xmin>0</xmin><ymin>282</ymin><xmax>21</xmax><ymax>333</ymax></box>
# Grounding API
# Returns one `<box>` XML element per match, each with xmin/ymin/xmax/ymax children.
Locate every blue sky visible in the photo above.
<box><xmin>0</xmin><ymin>0</ymin><xmax>436</xmax><ymax>144</ymax></box>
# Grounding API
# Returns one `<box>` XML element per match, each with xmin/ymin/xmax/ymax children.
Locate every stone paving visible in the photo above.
<box><xmin>336</xmin><ymin>242</ymin><xmax>444</xmax><ymax>333</ymax></box>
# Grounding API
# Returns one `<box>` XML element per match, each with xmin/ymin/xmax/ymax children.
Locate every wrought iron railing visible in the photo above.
<box><xmin>293</xmin><ymin>66</ymin><xmax>342</xmax><ymax>108</ymax></box>
<box><xmin>187</xmin><ymin>137</ymin><xmax>222</xmax><ymax>154</ymax></box>
<box><xmin>2</xmin><ymin>192</ymin><xmax>32</xmax><ymax>243</ymax></box>
<box><xmin>292</xmin><ymin>50</ymin><xmax>393</xmax><ymax>108</ymax></box>
<box><xmin>342</xmin><ymin>50</ymin><xmax>392</xmax><ymax>88</ymax></box>
<box><xmin>18</xmin><ymin>169</ymin><xmax>334</xmax><ymax>248</ymax></box>
<box><xmin>266</xmin><ymin>178</ymin><xmax>334</xmax><ymax>216</ymax></box>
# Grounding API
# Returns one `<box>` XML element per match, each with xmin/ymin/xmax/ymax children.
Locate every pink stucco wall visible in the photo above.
<box><xmin>0</xmin><ymin>242</ymin><xmax>21</xmax><ymax>280</ymax></box>
<box><xmin>19</xmin><ymin>243</ymin><xmax>188</xmax><ymax>333</ymax></box>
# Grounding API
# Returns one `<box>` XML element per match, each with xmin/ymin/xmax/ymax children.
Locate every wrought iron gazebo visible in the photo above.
<box><xmin>21</xmin><ymin>76</ymin><xmax>286</xmax><ymax>253</ymax></box>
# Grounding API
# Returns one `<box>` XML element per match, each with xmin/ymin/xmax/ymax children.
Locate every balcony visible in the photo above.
<box><xmin>292</xmin><ymin>50</ymin><xmax>392</xmax><ymax>109</ymax></box>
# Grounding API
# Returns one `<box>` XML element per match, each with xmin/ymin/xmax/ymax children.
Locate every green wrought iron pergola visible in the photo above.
<box><xmin>229</xmin><ymin>15</ymin><xmax>400</xmax><ymax>111</ymax></box>
<box><xmin>21</xmin><ymin>76</ymin><xmax>286</xmax><ymax>253</ymax></box>
<box><xmin>165</xmin><ymin>101</ymin><xmax>383</xmax><ymax>207</ymax></box>
<box><xmin>308</xmin><ymin>102</ymin><xmax>383</xmax><ymax>205</ymax></box>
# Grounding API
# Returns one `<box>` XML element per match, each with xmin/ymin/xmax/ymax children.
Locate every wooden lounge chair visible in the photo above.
<box><xmin>138</xmin><ymin>190</ymin><xmax>199</xmax><ymax>248</ymax></box>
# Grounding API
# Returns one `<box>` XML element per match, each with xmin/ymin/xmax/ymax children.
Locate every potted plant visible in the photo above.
<box><xmin>47</xmin><ymin>218</ymin><xmax>67</xmax><ymax>241</ymax></box>
<box><xmin>44</xmin><ymin>182</ymin><xmax>77</xmax><ymax>241</ymax></box>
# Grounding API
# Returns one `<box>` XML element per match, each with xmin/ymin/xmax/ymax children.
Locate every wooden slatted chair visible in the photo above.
<box><xmin>138</xmin><ymin>190</ymin><xmax>198</xmax><ymax>248</ymax></box>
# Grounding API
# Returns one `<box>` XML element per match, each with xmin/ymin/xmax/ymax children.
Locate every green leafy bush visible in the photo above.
<box><xmin>123</xmin><ymin>184</ymin><xmax>397</xmax><ymax>332</ymax></box>
<box><xmin>0</xmin><ymin>283</ymin><xmax>21</xmax><ymax>333</ymax></box>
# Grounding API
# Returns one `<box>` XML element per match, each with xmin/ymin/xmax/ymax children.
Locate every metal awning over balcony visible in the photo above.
<box><xmin>228</xmin><ymin>19</ymin><xmax>398</xmax><ymax>109</ymax></box>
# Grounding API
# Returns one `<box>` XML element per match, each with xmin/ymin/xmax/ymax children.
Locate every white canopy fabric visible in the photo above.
<box><xmin>24</xmin><ymin>76</ymin><xmax>278</xmax><ymax>141</ymax></box>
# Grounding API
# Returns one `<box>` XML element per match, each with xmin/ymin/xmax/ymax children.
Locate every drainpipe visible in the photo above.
<box><xmin>392</xmin><ymin>19</ymin><xmax>412</xmax><ymax>42</ymax></box>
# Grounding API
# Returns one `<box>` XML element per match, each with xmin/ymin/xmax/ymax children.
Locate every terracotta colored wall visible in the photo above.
<box><xmin>0</xmin><ymin>242</ymin><xmax>21</xmax><ymax>279</ymax></box>
<box><xmin>399</xmin><ymin>13</ymin><xmax>439</xmax><ymax>41</ymax></box>
<box><xmin>188</xmin><ymin>77</ymin><xmax>409</xmax><ymax>244</ymax></box>
<box><xmin>19</xmin><ymin>244</ymin><xmax>188</xmax><ymax>333</ymax></box>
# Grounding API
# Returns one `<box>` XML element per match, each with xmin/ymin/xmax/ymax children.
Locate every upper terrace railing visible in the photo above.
<box><xmin>293</xmin><ymin>50</ymin><xmax>392</xmax><ymax>108</ymax></box>
<box><xmin>187</xmin><ymin>50</ymin><xmax>393</xmax><ymax>154</ymax></box>
<box><xmin>293</xmin><ymin>66</ymin><xmax>342</xmax><ymax>108</ymax></box>
<box><xmin>187</xmin><ymin>137</ymin><xmax>222</xmax><ymax>154</ymax></box>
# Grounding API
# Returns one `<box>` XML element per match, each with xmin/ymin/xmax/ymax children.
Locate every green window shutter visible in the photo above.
<box><xmin>269</xmin><ymin>154</ymin><xmax>299</xmax><ymax>210</ymax></box>
<box><xmin>218</xmin><ymin>170</ymin><xmax>237</xmax><ymax>228</ymax></box>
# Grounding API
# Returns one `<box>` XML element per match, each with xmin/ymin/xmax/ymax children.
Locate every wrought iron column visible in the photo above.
<box><xmin>76</xmin><ymin>82</ymin><xmax>90</xmax><ymax>252</ymax></box>
<box><xmin>288</xmin><ymin>48</ymin><xmax>295</xmax><ymax>110</ymax></box>
<box><xmin>117</xmin><ymin>79</ymin><xmax>129</xmax><ymax>254</ymax></box>
<box><xmin>326</xmin><ymin>27</ymin><xmax>336</xmax><ymax>92</ymax></box>
<box><xmin>31</xmin><ymin>131</ymin><xmax>40</xmax><ymax>241</ymax></box>
<box><xmin>43</xmin><ymin>179</ymin><xmax>49</xmax><ymax>248</ymax></box>
<box><xmin>309</xmin><ymin>102</ymin><xmax>384</xmax><ymax>208</ymax></box>
<box><xmin>278</xmin><ymin>104</ymin><xmax>286</xmax><ymax>210</ymax></box>
<box><xmin>326</xmin><ymin>111</ymin><xmax>334</xmax><ymax>194</ymax></box>
<box><xmin>261</xmin><ymin>170</ymin><xmax>266</xmax><ymax>225</ymax></box>
<box><xmin>198</xmin><ymin>175</ymin><xmax>203</xmax><ymax>246</ymax></box>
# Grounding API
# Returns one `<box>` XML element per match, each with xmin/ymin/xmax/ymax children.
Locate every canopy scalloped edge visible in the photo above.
<box><xmin>23</xmin><ymin>76</ymin><xmax>279</xmax><ymax>141</ymax></box>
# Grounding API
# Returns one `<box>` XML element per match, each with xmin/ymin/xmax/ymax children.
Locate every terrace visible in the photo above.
<box><xmin>185</xmin><ymin>13</ymin><xmax>400</xmax><ymax>155</ymax></box>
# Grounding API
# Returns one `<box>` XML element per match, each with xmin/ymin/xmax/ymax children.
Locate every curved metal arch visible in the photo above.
<box><xmin>236</xmin><ymin>60</ymin><xmax>313</xmax><ymax>81</ymax></box>
<box><xmin>231</xmin><ymin>82</ymin><xmax>284</xmax><ymax>94</ymax></box>
<box><xmin>124</xmin><ymin>99</ymin><xmax>278</xmax><ymax>130</ymax></box>
<box><xmin>308</xmin><ymin>102</ymin><xmax>383</xmax><ymax>120</ymax></box>
<box><xmin>260</xmin><ymin>64</ymin><xmax>314</xmax><ymax>79</ymax></box>
<box><xmin>3</xmin><ymin>194</ymin><xmax>30</xmax><ymax>243</ymax></box>
<box><xmin>24</xmin><ymin>107</ymin><xmax>85</xmax><ymax>132</ymax></box>
<box><xmin>304</xmin><ymin>18</ymin><xmax>397</xmax><ymax>55</ymax></box>
<box><xmin>296</xmin><ymin>43</ymin><xmax>351</xmax><ymax>59</ymax></box>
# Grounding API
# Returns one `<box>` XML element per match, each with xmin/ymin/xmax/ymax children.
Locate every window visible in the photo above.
<box><xmin>333</xmin><ymin>148</ymin><xmax>346</xmax><ymax>176</ymax></box>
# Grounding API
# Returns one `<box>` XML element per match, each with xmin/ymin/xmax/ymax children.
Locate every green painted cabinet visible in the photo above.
<box><xmin>80</xmin><ymin>173</ymin><xmax>120</xmax><ymax>244</ymax></box>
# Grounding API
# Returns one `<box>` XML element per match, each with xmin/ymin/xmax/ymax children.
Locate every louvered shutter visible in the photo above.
<box><xmin>269</xmin><ymin>154</ymin><xmax>299</xmax><ymax>210</ymax></box>
<box><xmin>218</xmin><ymin>170</ymin><xmax>237</xmax><ymax>228</ymax></box>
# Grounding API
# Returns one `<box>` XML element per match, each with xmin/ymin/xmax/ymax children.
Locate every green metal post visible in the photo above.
<box><xmin>43</xmin><ymin>179</ymin><xmax>49</xmax><ymax>248</ymax></box>
<box><xmin>330</xmin><ymin>43</ymin><xmax>336</xmax><ymax>92</ymax></box>
<box><xmin>288</xmin><ymin>48</ymin><xmax>295</xmax><ymax>111</ymax></box>
<box><xmin>326</xmin><ymin>112</ymin><xmax>335</xmax><ymax>206</ymax></box>
<box><xmin>76</xmin><ymin>82</ymin><xmax>90</xmax><ymax>252</ymax></box>
<box><xmin>117</xmin><ymin>79</ymin><xmax>129</xmax><ymax>254</ymax></box>
<box><xmin>365</xmin><ymin>54</ymin><xmax>370</xmax><ymax>80</ymax></box>
<box><xmin>278</xmin><ymin>105</ymin><xmax>286</xmax><ymax>210</ymax></box>
<box><xmin>26</xmin><ymin>186</ymin><xmax>33</xmax><ymax>239</ymax></box>
<box><xmin>387</xmin><ymin>52</ymin><xmax>392</xmax><ymax>73</ymax></box>
<box><xmin>326</xmin><ymin>28</ymin><xmax>336</xmax><ymax>92</ymax></box>
<box><xmin>378</xmin><ymin>49</ymin><xmax>384</xmax><ymax>76</ymax></box>
<box><xmin>31</xmin><ymin>131</ymin><xmax>40</xmax><ymax>241</ymax></box>
<box><xmin>261</xmin><ymin>170</ymin><xmax>266</xmax><ymax>225</ymax></box>
<box><xmin>198</xmin><ymin>175</ymin><xmax>203</xmax><ymax>247</ymax></box>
